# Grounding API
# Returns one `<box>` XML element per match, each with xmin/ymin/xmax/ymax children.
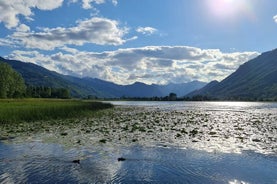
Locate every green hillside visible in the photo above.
<box><xmin>0</xmin><ymin>57</ymin><xmax>100</xmax><ymax>98</ymax></box>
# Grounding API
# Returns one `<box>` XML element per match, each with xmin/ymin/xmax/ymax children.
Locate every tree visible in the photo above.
<box><xmin>169</xmin><ymin>93</ymin><xmax>177</xmax><ymax>101</ymax></box>
<box><xmin>59</xmin><ymin>88</ymin><xmax>70</xmax><ymax>99</ymax></box>
<box><xmin>51</xmin><ymin>88</ymin><xmax>70</xmax><ymax>99</ymax></box>
<box><xmin>0</xmin><ymin>63</ymin><xmax>26</xmax><ymax>98</ymax></box>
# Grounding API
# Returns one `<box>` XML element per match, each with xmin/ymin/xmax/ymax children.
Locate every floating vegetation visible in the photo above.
<box><xmin>208</xmin><ymin>131</ymin><xmax>217</xmax><ymax>135</ymax></box>
<box><xmin>0</xmin><ymin>103</ymin><xmax>276</xmax><ymax>155</ymax></box>
<box><xmin>60</xmin><ymin>132</ymin><xmax>68</xmax><ymax>136</ymax></box>
<box><xmin>99</xmin><ymin>139</ymin><xmax>107</xmax><ymax>143</ymax></box>
<box><xmin>189</xmin><ymin>129</ymin><xmax>198</xmax><ymax>137</ymax></box>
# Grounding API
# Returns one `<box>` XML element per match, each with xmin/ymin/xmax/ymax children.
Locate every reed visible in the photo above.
<box><xmin>0</xmin><ymin>99</ymin><xmax>113</xmax><ymax>123</ymax></box>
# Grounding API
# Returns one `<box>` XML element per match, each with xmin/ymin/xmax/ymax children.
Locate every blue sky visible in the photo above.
<box><xmin>0</xmin><ymin>0</ymin><xmax>276</xmax><ymax>84</ymax></box>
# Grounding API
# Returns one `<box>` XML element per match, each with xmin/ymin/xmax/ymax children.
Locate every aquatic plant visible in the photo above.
<box><xmin>0</xmin><ymin>99</ymin><xmax>113</xmax><ymax>123</ymax></box>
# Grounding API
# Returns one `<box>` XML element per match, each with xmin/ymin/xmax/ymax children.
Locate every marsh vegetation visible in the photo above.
<box><xmin>0</xmin><ymin>99</ymin><xmax>113</xmax><ymax>123</ymax></box>
<box><xmin>1</xmin><ymin>101</ymin><xmax>276</xmax><ymax>155</ymax></box>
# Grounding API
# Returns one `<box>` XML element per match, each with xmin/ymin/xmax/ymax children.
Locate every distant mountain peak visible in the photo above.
<box><xmin>0</xmin><ymin>57</ymin><xmax>207</xmax><ymax>98</ymax></box>
<box><xmin>132</xmin><ymin>81</ymin><xmax>148</xmax><ymax>85</ymax></box>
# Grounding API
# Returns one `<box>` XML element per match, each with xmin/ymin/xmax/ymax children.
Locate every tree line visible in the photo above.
<box><xmin>118</xmin><ymin>94</ymin><xmax>214</xmax><ymax>101</ymax></box>
<box><xmin>0</xmin><ymin>63</ymin><xmax>70</xmax><ymax>99</ymax></box>
<box><xmin>117</xmin><ymin>94</ymin><xmax>277</xmax><ymax>102</ymax></box>
<box><xmin>26</xmin><ymin>86</ymin><xmax>70</xmax><ymax>99</ymax></box>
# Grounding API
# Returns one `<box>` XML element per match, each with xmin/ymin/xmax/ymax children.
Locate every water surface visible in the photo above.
<box><xmin>109</xmin><ymin>101</ymin><xmax>277</xmax><ymax>113</ymax></box>
<box><xmin>0</xmin><ymin>101</ymin><xmax>276</xmax><ymax>183</ymax></box>
<box><xmin>1</xmin><ymin>142</ymin><xmax>276</xmax><ymax>184</ymax></box>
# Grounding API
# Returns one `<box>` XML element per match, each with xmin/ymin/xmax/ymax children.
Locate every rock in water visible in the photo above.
<box><xmin>117</xmin><ymin>157</ymin><xmax>126</xmax><ymax>162</ymax></box>
<box><xmin>72</xmin><ymin>159</ymin><xmax>80</xmax><ymax>164</ymax></box>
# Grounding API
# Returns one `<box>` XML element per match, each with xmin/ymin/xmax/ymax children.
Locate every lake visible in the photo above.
<box><xmin>108</xmin><ymin>101</ymin><xmax>277</xmax><ymax>113</ymax></box>
<box><xmin>1</xmin><ymin>101</ymin><xmax>276</xmax><ymax>183</ymax></box>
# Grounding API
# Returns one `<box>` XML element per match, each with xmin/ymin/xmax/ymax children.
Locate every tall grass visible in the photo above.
<box><xmin>0</xmin><ymin>99</ymin><xmax>113</xmax><ymax>123</ymax></box>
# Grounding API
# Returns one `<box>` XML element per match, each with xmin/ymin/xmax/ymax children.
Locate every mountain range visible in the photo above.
<box><xmin>188</xmin><ymin>49</ymin><xmax>277</xmax><ymax>101</ymax></box>
<box><xmin>1</xmin><ymin>48</ymin><xmax>276</xmax><ymax>100</ymax></box>
<box><xmin>0</xmin><ymin>57</ymin><xmax>206</xmax><ymax>98</ymax></box>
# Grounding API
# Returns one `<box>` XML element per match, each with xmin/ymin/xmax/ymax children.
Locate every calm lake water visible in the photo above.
<box><xmin>108</xmin><ymin>101</ymin><xmax>277</xmax><ymax>113</ymax></box>
<box><xmin>0</xmin><ymin>101</ymin><xmax>276</xmax><ymax>184</ymax></box>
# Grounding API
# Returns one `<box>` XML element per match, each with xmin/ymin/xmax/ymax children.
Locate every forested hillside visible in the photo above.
<box><xmin>188</xmin><ymin>49</ymin><xmax>277</xmax><ymax>101</ymax></box>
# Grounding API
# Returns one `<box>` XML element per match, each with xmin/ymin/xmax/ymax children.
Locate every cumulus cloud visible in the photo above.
<box><xmin>136</xmin><ymin>27</ymin><xmax>157</xmax><ymax>35</ymax></box>
<box><xmin>8</xmin><ymin>46</ymin><xmax>259</xmax><ymax>85</ymax></box>
<box><xmin>11</xmin><ymin>17</ymin><xmax>129</xmax><ymax>50</ymax></box>
<box><xmin>111</xmin><ymin>0</ymin><xmax>118</xmax><ymax>6</ymax></box>
<box><xmin>81</xmin><ymin>0</ymin><xmax>105</xmax><ymax>9</ymax></box>
<box><xmin>0</xmin><ymin>0</ymin><xmax>63</xmax><ymax>29</ymax></box>
<box><xmin>0</xmin><ymin>0</ymin><xmax>115</xmax><ymax>29</ymax></box>
<box><xmin>70</xmin><ymin>0</ymin><xmax>117</xmax><ymax>9</ymax></box>
<box><xmin>16</xmin><ymin>24</ymin><xmax>31</xmax><ymax>32</ymax></box>
<box><xmin>274</xmin><ymin>15</ymin><xmax>277</xmax><ymax>23</ymax></box>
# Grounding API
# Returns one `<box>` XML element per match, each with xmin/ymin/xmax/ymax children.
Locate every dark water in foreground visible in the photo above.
<box><xmin>0</xmin><ymin>101</ymin><xmax>276</xmax><ymax>183</ymax></box>
<box><xmin>1</xmin><ymin>142</ymin><xmax>277</xmax><ymax>184</ymax></box>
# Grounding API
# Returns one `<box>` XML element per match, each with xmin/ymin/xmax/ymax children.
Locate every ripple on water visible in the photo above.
<box><xmin>0</xmin><ymin>102</ymin><xmax>276</xmax><ymax>183</ymax></box>
<box><xmin>0</xmin><ymin>141</ymin><xmax>277</xmax><ymax>184</ymax></box>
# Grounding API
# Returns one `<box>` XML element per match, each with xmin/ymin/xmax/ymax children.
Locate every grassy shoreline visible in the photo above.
<box><xmin>0</xmin><ymin>98</ymin><xmax>113</xmax><ymax>123</ymax></box>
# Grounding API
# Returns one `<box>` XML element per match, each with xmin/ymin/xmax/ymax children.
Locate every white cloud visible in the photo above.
<box><xmin>0</xmin><ymin>38</ymin><xmax>16</xmax><ymax>47</ymax></box>
<box><xmin>8</xmin><ymin>46</ymin><xmax>260</xmax><ymax>85</ymax></box>
<box><xmin>0</xmin><ymin>0</ymin><xmax>63</xmax><ymax>29</ymax></box>
<box><xmin>111</xmin><ymin>0</ymin><xmax>118</xmax><ymax>6</ymax></box>
<box><xmin>16</xmin><ymin>24</ymin><xmax>30</xmax><ymax>32</ymax></box>
<box><xmin>60</xmin><ymin>46</ymin><xmax>79</xmax><ymax>54</ymax></box>
<box><xmin>274</xmin><ymin>15</ymin><xmax>277</xmax><ymax>23</ymax></box>
<box><xmin>68</xmin><ymin>0</ymin><xmax>117</xmax><ymax>10</ymax></box>
<box><xmin>34</xmin><ymin>0</ymin><xmax>64</xmax><ymax>10</ymax></box>
<box><xmin>81</xmin><ymin>0</ymin><xmax>105</xmax><ymax>9</ymax></box>
<box><xmin>136</xmin><ymin>27</ymin><xmax>157</xmax><ymax>35</ymax></box>
<box><xmin>0</xmin><ymin>0</ymin><xmax>115</xmax><ymax>29</ymax></box>
<box><xmin>11</xmin><ymin>17</ymin><xmax>129</xmax><ymax>50</ymax></box>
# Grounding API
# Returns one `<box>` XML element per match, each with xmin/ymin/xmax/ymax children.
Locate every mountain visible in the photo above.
<box><xmin>156</xmin><ymin>81</ymin><xmax>207</xmax><ymax>97</ymax></box>
<box><xmin>66</xmin><ymin>78</ymin><xmax>206</xmax><ymax>98</ymax></box>
<box><xmin>0</xmin><ymin>57</ymin><xmax>101</xmax><ymax>97</ymax></box>
<box><xmin>0</xmin><ymin>57</ymin><xmax>206</xmax><ymax>98</ymax></box>
<box><xmin>187</xmin><ymin>49</ymin><xmax>277</xmax><ymax>100</ymax></box>
<box><xmin>187</xmin><ymin>80</ymin><xmax>219</xmax><ymax>97</ymax></box>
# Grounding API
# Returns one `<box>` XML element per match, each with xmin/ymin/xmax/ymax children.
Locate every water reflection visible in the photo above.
<box><xmin>109</xmin><ymin>101</ymin><xmax>277</xmax><ymax>113</ymax></box>
<box><xmin>1</xmin><ymin>142</ymin><xmax>277</xmax><ymax>184</ymax></box>
<box><xmin>0</xmin><ymin>142</ymin><xmax>122</xmax><ymax>183</ymax></box>
<box><xmin>229</xmin><ymin>179</ymin><xmax>250</xmax><ymax>184</ymax></box>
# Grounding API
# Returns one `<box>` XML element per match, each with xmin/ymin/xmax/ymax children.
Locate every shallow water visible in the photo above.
<box><xmin>1</xmin><ymin>142</ymin><xmax>277</xmax><ymax>184</ymax></box>
<box><xmin>0</xmin><ymin>101</ymin><xmax>276</xmax><ymax>183</ymax></box>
